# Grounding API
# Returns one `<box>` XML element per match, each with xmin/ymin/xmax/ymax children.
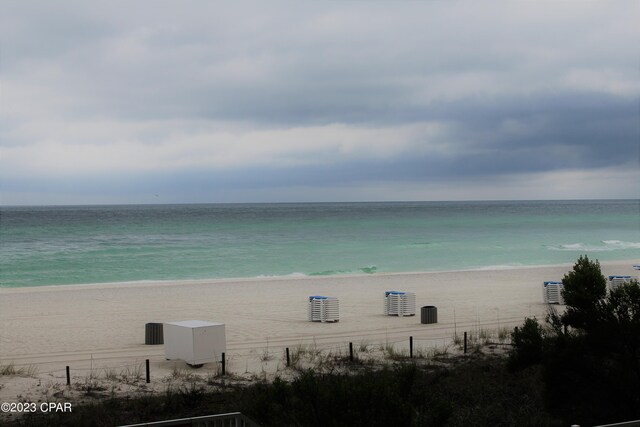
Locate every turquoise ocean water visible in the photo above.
<box><xmin>0</xmin><ymin>200</ymin><xmax>638</xmax><ymax>288</ymax></box>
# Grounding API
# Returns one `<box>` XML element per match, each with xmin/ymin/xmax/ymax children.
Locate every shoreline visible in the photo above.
<box><xmin>2</xmin><ymin>258</ymin><xmax>638</xmax><ymax>294</ymax></box>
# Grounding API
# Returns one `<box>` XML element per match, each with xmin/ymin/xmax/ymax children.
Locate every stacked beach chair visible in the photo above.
<box><xmin>608</xmin><ymin>275</ymin><xmax>635</xmax><ymax>290</ymax></box>
<box><xmin>308</xmin><ymin>296</ymin><xmax>340</xmax><ymax>323</ymax></box>
<box><xmin>384</xmin><ymin>291</ymin><xmax>416</xmax><ymax>316</ymax></box>
<box><xmin>543</xmin><ymin>281</ymin><xmax>564</xmax><ymax>304</ymax></box>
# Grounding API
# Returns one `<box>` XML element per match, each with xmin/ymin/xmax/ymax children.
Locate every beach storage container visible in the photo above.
<box><xmin>421</xmin><ymin>306</ymin><xmax>438</xmax><ymax>324</ymax></box>
<box><xmin>608</xmin><ymin>275</ymin><xmax>635</xmax><ymax>290</ymax></box>
<box><xmin>384</xmin><ymin>291</ymin><xmax>416</xmax><ymax>316</ymax></box>
<box><xmin>543</xmin><ymin>281</ymin><xmax>564</xmax><ymax>304</ymax></box>
<box><xmin>308</xmin><ymin>296</ymin><xmax>339</xmax><ymax>322</ymax></box>
<box><xmin>164</xmin><ymin>320</ymin><xmax>226</xmax><ymax>367</ymax></box>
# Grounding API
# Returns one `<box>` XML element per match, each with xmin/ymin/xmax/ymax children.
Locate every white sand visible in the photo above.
<box><xmin>1</xmin><ymin>260</ymin><xmax>638</xmax><ymax>407</ymax></box>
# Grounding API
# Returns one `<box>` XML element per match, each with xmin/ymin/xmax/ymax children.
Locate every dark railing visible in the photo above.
<box><xmin>119</xmin><ymin>412</ymin><xmax>260</xmax><ymax>427</ymax></box>
<box><xmin>594</xmin><ymin>421</ymin><xmax>640</xmax><ymax>427</ymax></box>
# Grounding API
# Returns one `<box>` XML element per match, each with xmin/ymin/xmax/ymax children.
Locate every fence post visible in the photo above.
<box><xmin>286</xmin><ymin>348</ymin><xmax>290</xmax><ymax>367</ymax></box>
<box><xmin>146</xmin><ymin>359</ymin><xmax>150</xmax><ymax>383</ymax></box>
<box><xmin>349</xmin><ymin>342</ymin><xmax>354</xmax><ymax>362</ymax></box>
<box><xmin>221</xmin><ymin>352</ymin><xmax>226</xmax><ymax>375</ymax></box>
<box><xmin>66</xmin><ymin>366</ymin><xmax>70</xmax><ymax>385</ymax></box>
<box><xmin>464</xmin><ymin>332</ymin><xmax>467</xmax><ymax>354</ymax></box>
<box><xmin>409</xmin><ymin>336</ymin><xmax>413</xmax><ymax>358</ymax></box>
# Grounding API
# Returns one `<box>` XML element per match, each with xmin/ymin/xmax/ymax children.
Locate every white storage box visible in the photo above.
<box><xmin>308</xmin><ymin>296</ymin><xmax>339</xmax><ymax>323</ymax></box>
<box><xmin>164</xmin><ymin>320</ymin><xmax>226</xmax><ymax>366</ymax></box>
<box><xmin>543</xmin><ymin>281</ymin><xmax>564</xmax><ymax>304</ymax></box>
<box><xmin>384</xmin><ymin>291</ymin><xmax>416</xmax><ymax>316</ymax></box>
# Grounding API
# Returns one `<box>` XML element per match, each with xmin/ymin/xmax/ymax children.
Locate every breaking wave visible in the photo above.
<box><xmin>548</xmin><ymin>240</ymin><xmax>640</xmax><ymax>252</ymax></box>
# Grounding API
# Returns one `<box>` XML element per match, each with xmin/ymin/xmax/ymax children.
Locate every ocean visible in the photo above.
<box><xmin>1</xmin><ymin>200</ymin><xmax>638</xmax><ymax>288</ymax></box>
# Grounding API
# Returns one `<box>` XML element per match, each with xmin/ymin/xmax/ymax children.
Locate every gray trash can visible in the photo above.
<box><xmin>145</xmin><ymin>322</ymin><xmax>164</xmax><ymax>345</ymax></box>
<box><xmin>421</xmin><ymin>306</ymin><xmax>437</xmax><ymax>324</ymax></box>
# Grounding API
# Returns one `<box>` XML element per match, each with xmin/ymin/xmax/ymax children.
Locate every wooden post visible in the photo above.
<box><xmin>145</xmin><ymin>359</ymin><xmax>150</xmax><ymax>383</ymax></box>
<box><xmin>464</xmin><ymin>332</ymin><xmax>467</xmax><ymax>354</ymax></box>
<box><xmin>221</xmin><ymin>352</ymin><xmax>226</xmax><ymax>375</ymax></box>
<box><xmin>349</xmin><ymin>342</ymin><xmax>354</xmax><ymax>362</ymax></box>
<box><xmin>286</xmin><ymin>348</ymin><xmax>290</xmax><ymax>367</ymax></box>
<box><xmin>66</xmin><ymin>366</ymin><xmax>70</xmax><ymax>385</ymax></box>
<box><xmin>409</xmin><ymin>336</ymin><xmax>414</xmax><ymax>358</ymax></box>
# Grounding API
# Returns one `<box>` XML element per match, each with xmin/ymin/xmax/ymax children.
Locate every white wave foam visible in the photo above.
<box><xmin>548</xmin><ymin>240</ymin><xmax>640</xmax><ymax>252</ymax></box>
<box><xmin>476</xmin><ymin>264</ymin><xmax>525</xmax><ymax>271</ymax></box>
<box><xmin>602</xmin><ymin>240</ymin><xmax>640</xmax><ymax>249</ymax></box>
<box><xmin>255</xmin><ymin>272</ymin><xmax>308</xmax><ymax>278</ymax></box>
<box><xmin>559</xmin><ymin>243</ymin><xmax>584</xmax><ymax>250</ymax></box>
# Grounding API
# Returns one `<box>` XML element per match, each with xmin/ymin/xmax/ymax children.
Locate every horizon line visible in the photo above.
<box><xmin>1</xmin><ymin>197</ymin><xmax>638</xmax><ymax>209</ymax></box>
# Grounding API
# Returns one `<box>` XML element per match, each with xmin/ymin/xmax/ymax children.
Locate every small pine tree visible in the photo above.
<box><xmin>561</xmin><ymin>255</ymin><xmax>607</xmax><ymax>331</ymax></box>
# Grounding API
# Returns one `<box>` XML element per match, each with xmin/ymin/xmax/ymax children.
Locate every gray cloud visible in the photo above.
<box><xmin>1</xmin><ymin>1</ymin><xmax>638</xmax><ymax>204</ymax></box>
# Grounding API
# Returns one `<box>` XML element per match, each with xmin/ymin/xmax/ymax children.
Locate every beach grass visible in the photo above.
<box><xmin>0</xmin><ymin>361</ymin><xmax>38</xmax><ymax>377</ymax></box>
<box><xmin>10</xmin><ymin>352</ymin><xmax>559</xmax><ymax>427</ymax></box>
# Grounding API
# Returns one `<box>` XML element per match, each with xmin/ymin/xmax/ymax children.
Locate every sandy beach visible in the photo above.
<box><xmin>1</xmin><ymin>260</ymin><xmax>638</xmax><ymax>410</ymax></box>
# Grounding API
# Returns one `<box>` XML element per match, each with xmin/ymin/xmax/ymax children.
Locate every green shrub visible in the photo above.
<box><xmin>511</xmin><ymin>256</ymin><xmax>640</xmax><ymax>425</ymax></box>
<box><xmin>508</xmin><ymin>317</ymin><xmax>544</xmax><ymax>370</ymax></box>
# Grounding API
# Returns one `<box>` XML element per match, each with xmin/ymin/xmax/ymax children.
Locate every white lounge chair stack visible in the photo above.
<box><xmin>384</xmin><ymin>291</ymin><xmax>416</xmax><ymax>316</ymax></box>
<box><xmin>608</xmin><ymin>275</ymin><xmax>635</xmax><ymax>290</ymax></box>
<box><xmin>543</xmin><ymin>281</ymin><xmax>564</xmax><ymax>304</ymax></box>
<box><xmin>308</xmin><ymin>296</ymin><xmax>339</xmax><ymax>323</ymax></box>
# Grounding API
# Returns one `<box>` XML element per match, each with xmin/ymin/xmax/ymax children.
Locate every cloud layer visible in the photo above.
<box><xmin>1</xmin><ymin>1</ymin><xmax>638</xmax><ymax>204</ymax></box>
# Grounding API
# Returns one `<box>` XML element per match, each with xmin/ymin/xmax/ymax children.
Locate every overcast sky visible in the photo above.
<box><xmin>1</xmin><ymin>1</ymin><xmax>638</xmax><ymax>205</ymax></box>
